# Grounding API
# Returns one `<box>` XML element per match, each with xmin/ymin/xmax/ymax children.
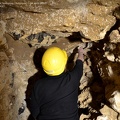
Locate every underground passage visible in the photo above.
<box><xmin>0</xmin><ymin>0</ymin><xmax>120</xmax><ymax>120</ymax></box>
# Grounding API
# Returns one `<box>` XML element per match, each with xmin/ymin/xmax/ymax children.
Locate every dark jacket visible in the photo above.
<box><xmin>29</xmin><ymin>60</ymin><xmax>83</xmax><ymax>120</ymax></box>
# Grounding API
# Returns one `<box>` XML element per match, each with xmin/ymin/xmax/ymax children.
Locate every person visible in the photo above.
<box><xmin>29</xmin><ymin>46</ymin><xmax>84</xmax><ymax>120</ymax></box>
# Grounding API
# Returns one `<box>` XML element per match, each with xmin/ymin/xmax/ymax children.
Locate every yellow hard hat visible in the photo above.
<box><xmin>42</xmin><ymin>47</ymin><xmax>68</xmax><ymax>76</ymax></box>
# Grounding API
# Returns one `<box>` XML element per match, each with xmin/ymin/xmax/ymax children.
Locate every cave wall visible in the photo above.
<box><xmin>0</xmin><ymin>0</ymin><xmax>120</xmax><ymax>120</ymax></box>
<box><xmin>0</xmin><ymin>0</ymin><xmax>119</xmax><ymax>43</ymax></box>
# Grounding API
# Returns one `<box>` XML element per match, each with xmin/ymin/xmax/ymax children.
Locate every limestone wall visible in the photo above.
<box><xmin>0</xmin><ymin>0</ymin><xmax>120</xmax><ymax>120</ymax></box>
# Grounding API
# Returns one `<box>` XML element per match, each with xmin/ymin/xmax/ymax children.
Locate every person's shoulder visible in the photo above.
<box><xmin>34</xmin><ymin>77</ymin><xmax>47</xmax><ymax>87</ymax></box>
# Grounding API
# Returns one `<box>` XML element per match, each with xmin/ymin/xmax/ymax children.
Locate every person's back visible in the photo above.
<box><xmin>29</xmin><ymin>47</ymin><xmax>84</xmax><ymax>120</ymax></box>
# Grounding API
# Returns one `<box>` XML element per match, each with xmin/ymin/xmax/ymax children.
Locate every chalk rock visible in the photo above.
<box><xmin>109</xmin><ymin>90</ymin><xmax>120</xmax><ymax>113</ymax></box>
<box><xmin>78</xmin><ymin>87</ymin><xmax>92</xmax><ymax>108</ymax></box>
<box><xmin>80</xmin><ymin>113</ymin><xmax>91</xmax><ymax>120</ymax></box>
<box><xmin>0</xmin><ymin>52</ymin><xmax>9</xmax><ymax>92</ymax></box>
<box><xmin>0</xmin><ymin>0</ymin><xmax>117</xmax><ymax>41</ymax></box>
<box><xmin>104</xmin><ymin>52</ymin><xmax>115</xmax><ymax>62</ymax></box>
<box><xmin>109</xmin><ymin>30</ymin><xmax>120</xmax><ymax>43</ymax></box>
<box><xmin>79</xmin><ymin>59</ymin><xmax>92</xmax><ymax>90</ymax></box>
<box><xmin>103</xmin><ymin>43</ymin><xmax>116</xmax><ymax>51</ymax></box>
<box><xmin>97</xmin><ymin>105</ymin><xmax>118</xmax><ymax>120</ymax></box>
<box><xmin>0</xmin><ymin>21</ymin><xmax>7</xmax><ymax>45</ymax></box>
<box><xmin>97</xmin><ymin>116</ymin><xmax>109</xmax><ymax>120</ymax></box>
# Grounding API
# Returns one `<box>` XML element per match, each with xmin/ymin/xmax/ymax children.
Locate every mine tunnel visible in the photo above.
<box><xmin>0</xmin><ymin>0</ymin><xmax>120</xmax><ymax>120</ymax></box>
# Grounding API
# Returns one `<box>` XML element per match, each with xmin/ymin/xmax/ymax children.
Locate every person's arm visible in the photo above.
<box><xmin>69</xmin><ymin>47</ymin><xmax>84</xmax><ymax>86</ymax></box>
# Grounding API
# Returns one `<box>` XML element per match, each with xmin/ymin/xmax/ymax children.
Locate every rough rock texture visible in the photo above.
<box><xmin>0</xmin><ymin>0</ymin><xmax>119</xmax><ymax>43</ymax></box>
<box><xmin>109</xmin><ymin>29</ymin><xmax>120</xmax><ymax>43</ymax></box>
<box><xmin>97</xmin><ymin>105</ymin><xmax>118</xmax><ymax>120</ymax></box>
<box><xmin>0</xmin><ymin>0</ymin><xmax>120</xmax><ymax>120</ymax></box>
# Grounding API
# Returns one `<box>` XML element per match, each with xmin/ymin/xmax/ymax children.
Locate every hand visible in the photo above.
<box><xmin>78</xmin><ymin>47</ymin><xmax>84</xmax><ymax>61</ymax></box>
<box><xmin>78</xmin><ymin>47</ymin><xmax>84</xmax><ymax>55</ymax></box>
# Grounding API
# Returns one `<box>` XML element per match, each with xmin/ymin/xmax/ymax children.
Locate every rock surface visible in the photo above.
<box><xmin>0</xmin><ymin>0</ymin><xmax>119</xmax><ymax>43</ymax></box>
<box><xmin>0</xmin><ymin>0</ymin><xmax>120</xmax><ymax>120</ymax></box>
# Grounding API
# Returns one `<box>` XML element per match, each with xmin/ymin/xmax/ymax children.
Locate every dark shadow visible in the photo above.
<box><xmin>67</xmin><ymin>32</ymin><xmax>90</xmax><ymax>43</ymax></box>
<box><xmin>67</xmin><ymin>32</ymin><xmax>83</xmax><ymax>42</ymax></box>
<box><xmin>85</xmin><ymin>41</ymin><xmax>106</xmax><ymax>119</ymax></box>
<box><xmin>27</xmin><ymin>114</ymin><xmax>35</xmax><ymax>120</ymax></box>
<box><xmin>33</xmin><ymin>46</ymin><xmax>46</xmax><ymax>71</ymax></box>
<box><xmin>25</xmin><ymin>47</ymin><xmax>47</xmax><ymax>120</ymax></box>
